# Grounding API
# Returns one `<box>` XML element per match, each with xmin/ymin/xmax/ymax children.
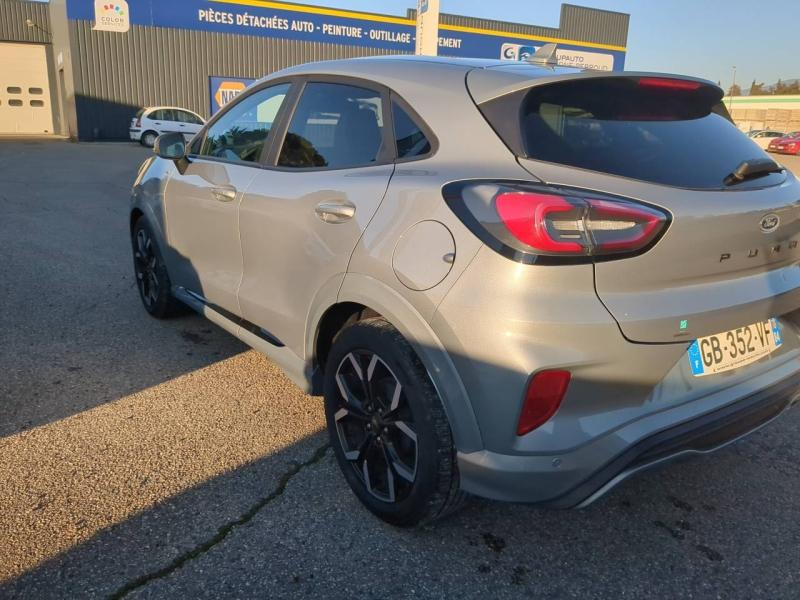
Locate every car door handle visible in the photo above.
<box><xmin>314</xmin><ymin>201</ymin><xmax>355</xmax><ymax>223</ymax></box>
<box><xmin>212</xmin><ymin>187</ymin><xmax>237</xmax><ymax>202</ymax></box>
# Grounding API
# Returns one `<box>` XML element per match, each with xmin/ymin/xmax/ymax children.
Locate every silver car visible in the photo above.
<box><xmin>130</xmin><ymin>56</ymin><xmax>800</xmax><ymax>526</ymax></box>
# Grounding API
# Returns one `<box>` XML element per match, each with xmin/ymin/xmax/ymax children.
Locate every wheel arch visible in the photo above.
<box><xmin>140</xmin><ymin>129</ymin><xmax>159</xmax><ymax>145</ymax></box>
<box><xmin>310</xmin><ymin>274</ymin><xmax>484</xmax><ymax>453</ymax></box>
<box><xmin>129</xmin><ymin>207</ymin><xmax>144</xmax><ymax>234</ymax></box>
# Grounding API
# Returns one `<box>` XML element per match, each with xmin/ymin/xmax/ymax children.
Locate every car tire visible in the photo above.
<box><xmin>324</xmin><ymin>317</ymin><xmax>466</xmax><ymax>527</ymax></box>
<box><xmin>140</xmin><ymin>131</ymin><xmax>158</xmax><ymax>147</ymax></box>
<box><xmin>131</xmin><ymin>218</ymin><xmax>184</xmax><ymax>319</ymax></box>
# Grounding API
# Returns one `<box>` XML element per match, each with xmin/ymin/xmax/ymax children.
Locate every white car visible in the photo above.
<box><xmin>749</xmin><ymin>130</ymin><xmax>785</xmax><ymax>149</ymax></box>
<box><xmin>129</xmin><ymin>106</ymin><xmax>205</xmax><ymax>147</ymax></box>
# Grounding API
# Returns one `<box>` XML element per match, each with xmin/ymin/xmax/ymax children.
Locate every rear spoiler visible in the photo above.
<box><xmin>466</xmin><ymin>67</ymin><xmax>719</xmax><ymax>105</ymax></box>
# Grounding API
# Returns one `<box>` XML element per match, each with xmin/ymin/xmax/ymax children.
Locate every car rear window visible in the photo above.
<box><xmin>481</xmin><ymin>77</ymin><xmax>785</xmax><ymax>189</ymax></box>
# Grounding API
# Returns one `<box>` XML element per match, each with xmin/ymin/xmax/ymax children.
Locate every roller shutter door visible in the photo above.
<box><xmin>0</xmin><ymin>42</ymin><xmax>53</xmax><ymax>135</ymax></box>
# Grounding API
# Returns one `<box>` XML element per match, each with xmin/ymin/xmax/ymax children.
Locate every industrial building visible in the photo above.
<box><xmin>0</xmin><ymin>0</ymin><xmax>629</xmax><ymax>140</ymax></box>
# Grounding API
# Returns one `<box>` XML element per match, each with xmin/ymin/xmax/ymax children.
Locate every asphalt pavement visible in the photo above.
<box><xmin>1</xmin><ymin>140</ymin><xmax>799</xmax><ymax>599</ymax></box>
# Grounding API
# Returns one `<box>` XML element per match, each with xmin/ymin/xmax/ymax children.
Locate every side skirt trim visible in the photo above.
<box><xmin>178</xmin><ymin>287</ymin><xmax>285</xmax><ymax>347</ymax></box>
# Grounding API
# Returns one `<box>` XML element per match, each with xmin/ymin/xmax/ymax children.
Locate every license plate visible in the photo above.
<box><xmin>688</xmin><ymin>318</ymin><xmax>783</xmax><ymax>377</ymax></box>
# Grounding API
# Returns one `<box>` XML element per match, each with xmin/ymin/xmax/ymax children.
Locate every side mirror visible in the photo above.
<box><xmin>154</xmin><ymin>132</ymin><xmax>186</xmax><ymax>160</ymax></box>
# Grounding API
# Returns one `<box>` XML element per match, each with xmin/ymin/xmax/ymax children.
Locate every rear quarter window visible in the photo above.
<box><xmin>481</xmin><ymin>77</ymin><xmax>786</xmax><ymax>190</ymax></box>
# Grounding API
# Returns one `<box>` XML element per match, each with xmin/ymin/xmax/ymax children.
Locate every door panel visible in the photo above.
<box><xmin>164</xmin><ymin>83</ymin><xmax>293</xmax><ymax>315</ymax></box>
<box><xmin>237</xmin><ymin>80</ymin><xmax>395</xmax><ymax>356</ymax></box>
<box><xmin>164</xmin><ymin>159</ymin><xmax>255</xmax><ymax>314</ymax></box>
<box><xmin>238</xmin><ymin>165</ymin><xmax>394</xmax><ymax>354</ymax></box>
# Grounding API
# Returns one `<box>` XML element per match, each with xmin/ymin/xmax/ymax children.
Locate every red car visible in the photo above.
<box><xmin>767</xmin><ymin>131</ymin><xmax>800</xmax><ymax>154</ymax></box>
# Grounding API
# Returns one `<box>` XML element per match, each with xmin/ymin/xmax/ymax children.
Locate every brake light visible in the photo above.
<box><xmin>517</xmin><ymin>370</ymin><xmax>571</xmax><ymax>435</ymax></box>
<box><xmin>135</xmin><ymin>116</ymin><xmax>141</xmax><ymax>127</ymax></box>
<box><xmin>638</xmin><ymin>77</ymin><xmax>702</xmax><ymax>91</ymax></box>
<box><xmin>496</xmin><ymin>192</ymin><xmax>583</xmax><ymax>253</ymax></box>
<box><xmin>444</xmin><ymin>182</ymin><xmax>670</xmax><ymax>263</ymax></box>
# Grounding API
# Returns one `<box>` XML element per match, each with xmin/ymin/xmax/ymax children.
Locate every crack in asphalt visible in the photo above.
<box><xmin>107</xmin><ymin>443</ymin><xmax>330</xmax><ymax>600</ymax></box>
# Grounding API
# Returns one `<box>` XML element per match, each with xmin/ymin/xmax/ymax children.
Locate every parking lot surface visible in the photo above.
<box><xmin>1</xmin><ymin>141</ymin><xmax>799</xmax><ymax>599</ymax></box>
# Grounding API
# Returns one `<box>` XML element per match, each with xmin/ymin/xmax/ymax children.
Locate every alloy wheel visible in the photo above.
<box><xmin>333</xmin><ymin>351</ymin><xmax>418</xmax><ymax>503</ymax></box>
<box><xmin>134</xmin><ymin>228</ymin><xmax>160</xmax><ymax>308</ymax></box>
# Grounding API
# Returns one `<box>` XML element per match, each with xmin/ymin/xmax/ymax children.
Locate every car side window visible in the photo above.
<box><xmin>199</xmin><ymin>83</ymin><xmax>290</xmax><ymax>164</ymax></box>
<box><xmin>177</xmin><ymin>110</ymin><xmax>203</xmax><ymax>125</ymax></box>
<box><xmin>392</xmin><ymin>101</ymin><xmax>431</xmax><ymax>159</ymax></box>
<box><xmin>277</xmin><ymin>82</ymin><xmax>384</xmax><ymax>169</ymax></box>
<box><xmin>148</xmin><ymin>109</ymin><xmax>164</xmax><ymax>121</ymax></box>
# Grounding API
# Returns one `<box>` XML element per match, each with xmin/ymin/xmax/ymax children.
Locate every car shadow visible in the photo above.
<box><xmin>0</xmin><ymin>140</ymin><xmax>246</xmax><ymax>437</ymax></box>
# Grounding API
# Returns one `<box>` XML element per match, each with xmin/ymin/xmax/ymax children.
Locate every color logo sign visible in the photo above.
<box><xmin>93</xmin><ymin>0</ymin><xmax>130</xmax><ymax>32</ymax></box>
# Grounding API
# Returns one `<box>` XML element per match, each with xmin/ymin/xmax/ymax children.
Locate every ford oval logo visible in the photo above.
<box><xmin>760</xmin><ymin>214</ymin><xmax>780</xmax><ymax>233</ymax></box>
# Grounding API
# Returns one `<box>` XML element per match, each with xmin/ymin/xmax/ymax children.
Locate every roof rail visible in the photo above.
<box><xmin>526</xmin><ymin>43</ymin><xmax>558</xmax><ymax>67</ymax></box>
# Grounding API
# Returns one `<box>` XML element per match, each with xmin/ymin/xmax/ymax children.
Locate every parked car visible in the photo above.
<box><xmin>130</xmin><ymin>56</ymin><xmax>800</xmax><ymax>526</ymax></box>
<box><xmin>768</xmin><ymin>132</ymin><xmax>800</xmax><ymax>155</ymax></box>
<box><xmin>749</xmin><ymin>130</ymin><xmax>785</xmax><ymax>149</ymax></box>
<box><xmin>129</xmin><ymin>106</ymin><xmax>205</xmax><ymax>147</ymax></box>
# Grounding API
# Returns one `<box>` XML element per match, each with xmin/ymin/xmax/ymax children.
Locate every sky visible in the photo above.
<box><xmin>304</xmin><ymin>0</ymin><xmax>797</xmax><ymax>90</ymax></box>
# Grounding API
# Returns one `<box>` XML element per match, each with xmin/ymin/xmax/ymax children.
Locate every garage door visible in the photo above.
<box><xmin>0</xmin><ymin>43</ymin><xmax>54</xmax><ymax>135</ymax></box>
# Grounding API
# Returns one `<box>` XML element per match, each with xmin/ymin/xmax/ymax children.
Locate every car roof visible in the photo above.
<box><xmin>261</xmin><ymin>55</ymin><xmax>718</xmax><ymax>105</ymax></box>
<box><xmin>144</xmin><ymin>106</ymin><xmax>203</xmax><ymax>115</ymax></box>
<box><xmin>276</xmin><ymin>54</ymin><xmax>531</xmax><ymax>75</ymax></box>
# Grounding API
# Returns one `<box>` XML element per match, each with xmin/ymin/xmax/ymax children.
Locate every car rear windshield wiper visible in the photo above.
<box><xmin>724</xmin><ymin>158</ymin><xmax>783</xmax><ymax>186</ymax></box>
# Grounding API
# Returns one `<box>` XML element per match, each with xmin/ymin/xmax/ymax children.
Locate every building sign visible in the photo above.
<box><xmin>67</xmin><ymin>0</ymin><xmax>626</xmax><ymax>69</ymax></box>
<box><xmin>501</xmin><ymin>43</ymin><xmax>614</xmax><ymax>71</ymax></box>
<box><xmin>209</xmin><ymin>76</ymin><xmax>256</xmax><ymax>114</ymax></box>
<box><xmin>92</xmin><ymin>0</ymin><xmax>130</xmax><ymax>33</ymax></box>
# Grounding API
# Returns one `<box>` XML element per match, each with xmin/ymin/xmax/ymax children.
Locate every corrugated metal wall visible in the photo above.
<box><xmin>0</xmin><ymin>0</ymin><xmax>52</xmax><ymax>44</ymax></box>
<box><xmin>407</xmin><ymin>3</ymin><xmax>629</xmax><ymax>47</ymax></box>
<box><xmin>69</xmin><ymin>20</ymin><xmax>395</xmax><ymax>139</ymax></box>
<box><xmin>559</xmin><ymin>4</ymin><xmax>629</xmax><ymax>47</ymax></box>
<box><xmin>426</xmin><ymin>11</ymin><xmax>562</xmax><ymax>40</ymax></box>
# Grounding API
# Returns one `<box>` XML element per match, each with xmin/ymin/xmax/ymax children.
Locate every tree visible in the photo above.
<box><xmin>749</xmin><ymin>80</ymin><xmax>765</xmax><ymax>95</ymax></box>
<box><xmin>773</xmin><ymin>79</ymin><xmax>800</xmax><ymax>95</ymax></box>
<box><xmin>728</xmin><ymin>83</ymin><xmax>742</xmax><ymax>96</ymax></box>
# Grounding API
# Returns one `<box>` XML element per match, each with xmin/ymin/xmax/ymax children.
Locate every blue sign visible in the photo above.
<box><xmin>209</xmin><ymin>76</ymin><xmax>256</xmax><ymax>114</ymax></box>
<box><xmin>66</xmin><ymin>0</ymin><xmax>626</xmax><ymax>70</ymax></box>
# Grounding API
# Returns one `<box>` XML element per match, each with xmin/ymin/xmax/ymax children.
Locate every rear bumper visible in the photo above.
<box><xmin>129</xmin><ymin>129</ymin><xmax>141</xmax><ymax>141</ymax></box>
<box><xmin>458</xmin><ymin>366</ymin><xmax>800</xmax><ymax>506</ymax></box>
<box><xmin>768</xmin><ymin>148</ymin><xmax>798</xmax><ymax>154</ymax></box>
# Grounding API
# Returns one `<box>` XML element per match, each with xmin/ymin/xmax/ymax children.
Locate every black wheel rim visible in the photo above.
<box><xmin>134</xmin><ymin>228</ymin><xmax>160</xmax><ymax>308</ymax></box>
<box><xmin>334</xmin><ymin>351</ymin><xmax>418</xmax><ymax>503</ymax></box>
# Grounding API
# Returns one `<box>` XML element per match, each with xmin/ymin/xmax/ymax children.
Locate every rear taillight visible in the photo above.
<box><xmin>135</xmin><ymin>117</ymin><xmax>141</xmax><ymax>127</ymax></box>
<box><xmin>443</xmin><ymin>181</ymin><xmax>670</xmax><ymax>264</ymax></box>
<box><xmin>517</xmin><ymin>370</ymin><xmax>571</xmax><ymax>436</ymax></box>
